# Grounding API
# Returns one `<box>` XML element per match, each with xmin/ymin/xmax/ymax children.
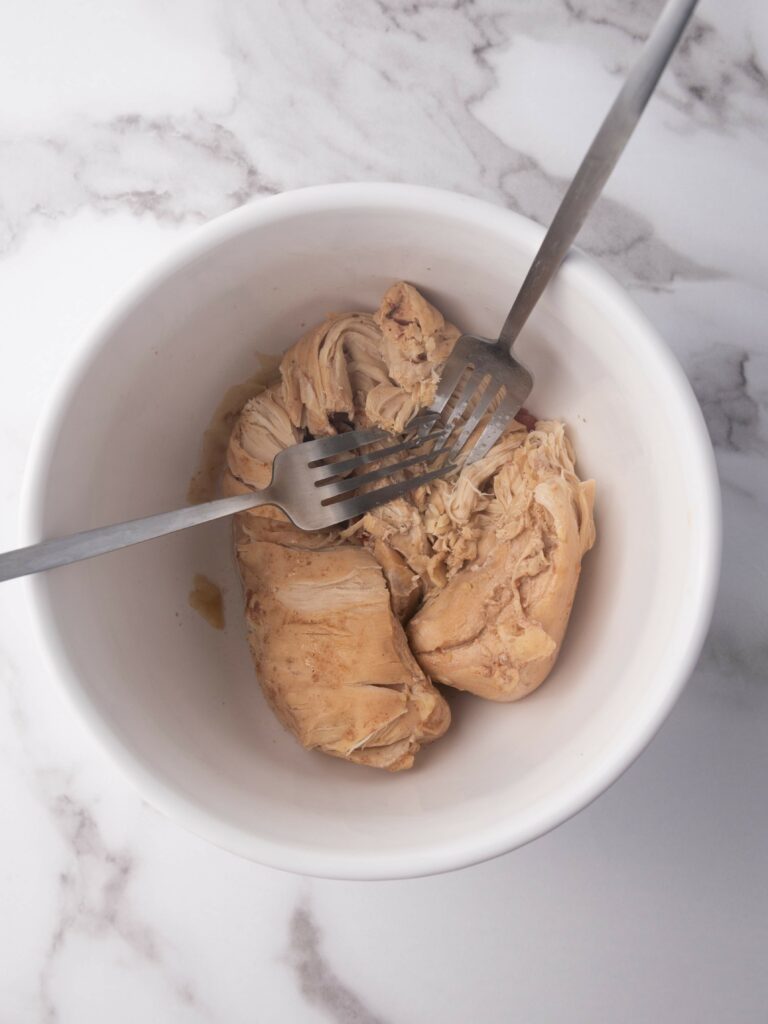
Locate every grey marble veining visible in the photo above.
<box><xmin>0</xmin><ymin>0</ymin><xmax>767</xmax><ymax>1020</ymax></box>
<box><xmin>289</xmin><ymin>902</ymin><xmax>387</xmax><ymax>1024</ymax></box>
<box><xmin>3</xmin><ymin>1</ymin><xmax>764</xmax><ymax>285</ymax></box>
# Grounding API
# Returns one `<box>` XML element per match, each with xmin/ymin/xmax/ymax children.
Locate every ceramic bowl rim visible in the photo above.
<box><xmin>20</xmin><ymin>183</ymin><xmax>721</xmax><ymax>879</ymax></box>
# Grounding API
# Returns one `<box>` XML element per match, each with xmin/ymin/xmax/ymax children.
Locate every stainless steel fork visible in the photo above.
<box><xmin>424</xmin><ymin>0</ymin><xmax>699</xmax><ymax>465</ymax></box>
<box><xmin>0</xmin><ymin>426</ymin><xmax>450</xmax><ymax>582</ymax></box>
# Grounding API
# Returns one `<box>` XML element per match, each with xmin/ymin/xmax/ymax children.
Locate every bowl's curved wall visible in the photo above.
<box><xmin>22</xmin><ymin>185</ymin><xmax>720</xmax><ymax>878</ymax></box>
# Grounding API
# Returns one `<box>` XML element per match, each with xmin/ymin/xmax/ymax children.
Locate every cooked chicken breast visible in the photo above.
<box><xmin>224</xmin><ymin>282</ymin><xmax>595</xmax><ymax>769</ymax></box>
<box><xmin>407</xmin><ymin>423</ymin><xmax>595</xmax><ymax>701</ymax></box>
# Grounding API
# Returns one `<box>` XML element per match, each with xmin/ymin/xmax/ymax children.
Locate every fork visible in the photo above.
<box><xmin>0</xmin><ymin>427</ymin><xmax>450</xmax><ymax>582</ymax></box>
<box><xmin>1</xmin><ymin>0</ymin><xmax>699</xmax><ymax>584</ymax></box>
<box><xmin>423</xmin><ymin>0</ymin><xmax>699</xmax><ymax>465</ymax></box>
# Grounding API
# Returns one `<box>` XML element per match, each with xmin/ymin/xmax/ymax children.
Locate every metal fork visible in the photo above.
<box><xmin>424</xmin><ymin>0</ymin><xmax>699</xmax><ymax>465</ymax></box>
<box><xmin>0</xmin><ymin>427</ymin><xmax>451</xmax><ymax>582</ymax></box>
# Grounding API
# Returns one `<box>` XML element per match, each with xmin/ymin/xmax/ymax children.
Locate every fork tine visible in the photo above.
<box><xmin>316</xmin><ymin>439</ymin><xmax>452</xmax><ymax>498</ymax></box>
<box><xmin>430</xmin><ymin>368</ymin><xmax>489</xmax><ymax>453</ymax></box>
<box><xmin>323</xmin><ymin>462</ymin><xmax>457</xmax><ymax>522</ymax></box>
<box><xmin>303</xmin><ymin>428</ymin><xmax>388</xmax><ymax>463</ymax></box>
<box><xmin>407</xmin><ymin>411</ymin><xmax>440</xmax><ymax>429</ymax></box>
<box><xmin>411</xmin><ymin>409</ymin><xmax>441</xmax><ymax>438</ymax></box>
<box><xmin>409</xmin><ymin>356</ymin><xmax>471</xmax><ymax>440</ymax></box>
<box><xmin>445</xmin><ymin>368</ymin><xmax>488</xmax><ymax>424</ymax></box>
<box><xmin>464</xmin><ymin>394</ymin><xmax>522</xmax><ymax>464</ymax></box>
<box><xmin>316</xmin><ymin>427</ymin><xmax>445</xmax><ymax>479</ymax></box>
<box><xmin>447</xmin><ymin>383</ymin><xmax>502</xmax><ymax>457</ymax></box>
<box><xmin>429</xmin><ymin>356</ymin><xmax>470</xmax><ymax>416</ymax></box>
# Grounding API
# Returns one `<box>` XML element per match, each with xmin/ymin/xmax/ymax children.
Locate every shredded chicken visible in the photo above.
<box><xmin>407</xmin><ymin>422</ymin><xmax>595</xmax><ymax>700</ymax></box>
<box><xmin>224</xmin><ymin>282</ymin><xmax>595</xmax><ymax>770</ymax></box>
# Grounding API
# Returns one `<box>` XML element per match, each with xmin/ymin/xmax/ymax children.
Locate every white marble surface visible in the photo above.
<box><xmin>1</xmin><ymin>0</ymin><xmax>767</xmax><ymax>1020</ymax></box>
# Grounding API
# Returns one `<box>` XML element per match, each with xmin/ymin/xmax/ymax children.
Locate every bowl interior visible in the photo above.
<box><xmin>26</xmin><ymin>188</ymin><xmax>716</xmax><ymax>877</ymax></box>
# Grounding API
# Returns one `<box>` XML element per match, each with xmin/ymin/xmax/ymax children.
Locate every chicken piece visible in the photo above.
<box><xmin>344</xmin><ymin>496</ymin><xmax>438</xmax><ymax>603</ymax></box>
<box><xmin>227</xmin><ymin>382</ymin><xmax>302</xmax><ymax>490</ymax></box>
<box><xmin>226</xmin><ymin>290</ymin><xmax>456</xmax><ymax>770</ymax></box>
<box><xmin>407</xmin><ymin>423</ymin><xmax>595</xmax><ymax>701</ymax></box>
<box><xmin>280</xmin><ymin>314</ymin><xmax>355</xmax><ymax>436</ymax></box>
<box><xmin>366</xmin><ymin>538</ymin><xmax>421</xmax><ymax>622</ymax></box>
<box><xmin>235</xmin><ymin>537</ymin><xmax>449</xmax><ymax>770</ymax></box>
<box><xmin>224</xmin><ymin>281</ymin><xmax>595</xmax><ymax>770</ymax></box>
<box><xmin>365</xmin><ymin>282</ymin><xmax>459</xmax><ymax>431</ymax></box>
<box><xmin>373</xmin><ymin>281</ymin><xmax>459</xmax><ymax>405</ymax></box>
<box><xmin>340</xmin><ymin>316</ymin><xmax>392</xmax><ymax>427</ymax></box>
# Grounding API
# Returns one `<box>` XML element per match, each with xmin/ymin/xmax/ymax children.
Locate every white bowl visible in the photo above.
<box><xmin>22</xmin><ymin>184</ymin><xmax>720</xmax><ymax>879</ymax></box>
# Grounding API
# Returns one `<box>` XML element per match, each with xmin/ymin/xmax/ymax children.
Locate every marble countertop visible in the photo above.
<box><xmin>1</xmin><ymin>1</ymin><xmax>767</xmax><ymax>1020</ymax></box>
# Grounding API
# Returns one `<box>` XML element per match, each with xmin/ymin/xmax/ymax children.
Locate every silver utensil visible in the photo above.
<box><xmin>0</xmin><ymin>426</ymin><xmax>450</xmax><ymax>582</ymax></box>
<box><xmin>426</xmin><ymin>0</ymin><xmax>699</xmax><ymax>464</ymax></box>
<box><xmin>1</xmin><ymin>0</ymin><xmax>699</xmax><ymax>584</ymax></box>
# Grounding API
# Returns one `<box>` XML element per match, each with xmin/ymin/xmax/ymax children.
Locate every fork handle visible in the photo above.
<box><xmin>0</xmin><ymin>490</ymin><xmax>274</xmax><ymax>583</ymax></box>
<box><xmin>497</xmin><ymin>0</ymin><xmax>699</xmax><ymax>351</ymax></box>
